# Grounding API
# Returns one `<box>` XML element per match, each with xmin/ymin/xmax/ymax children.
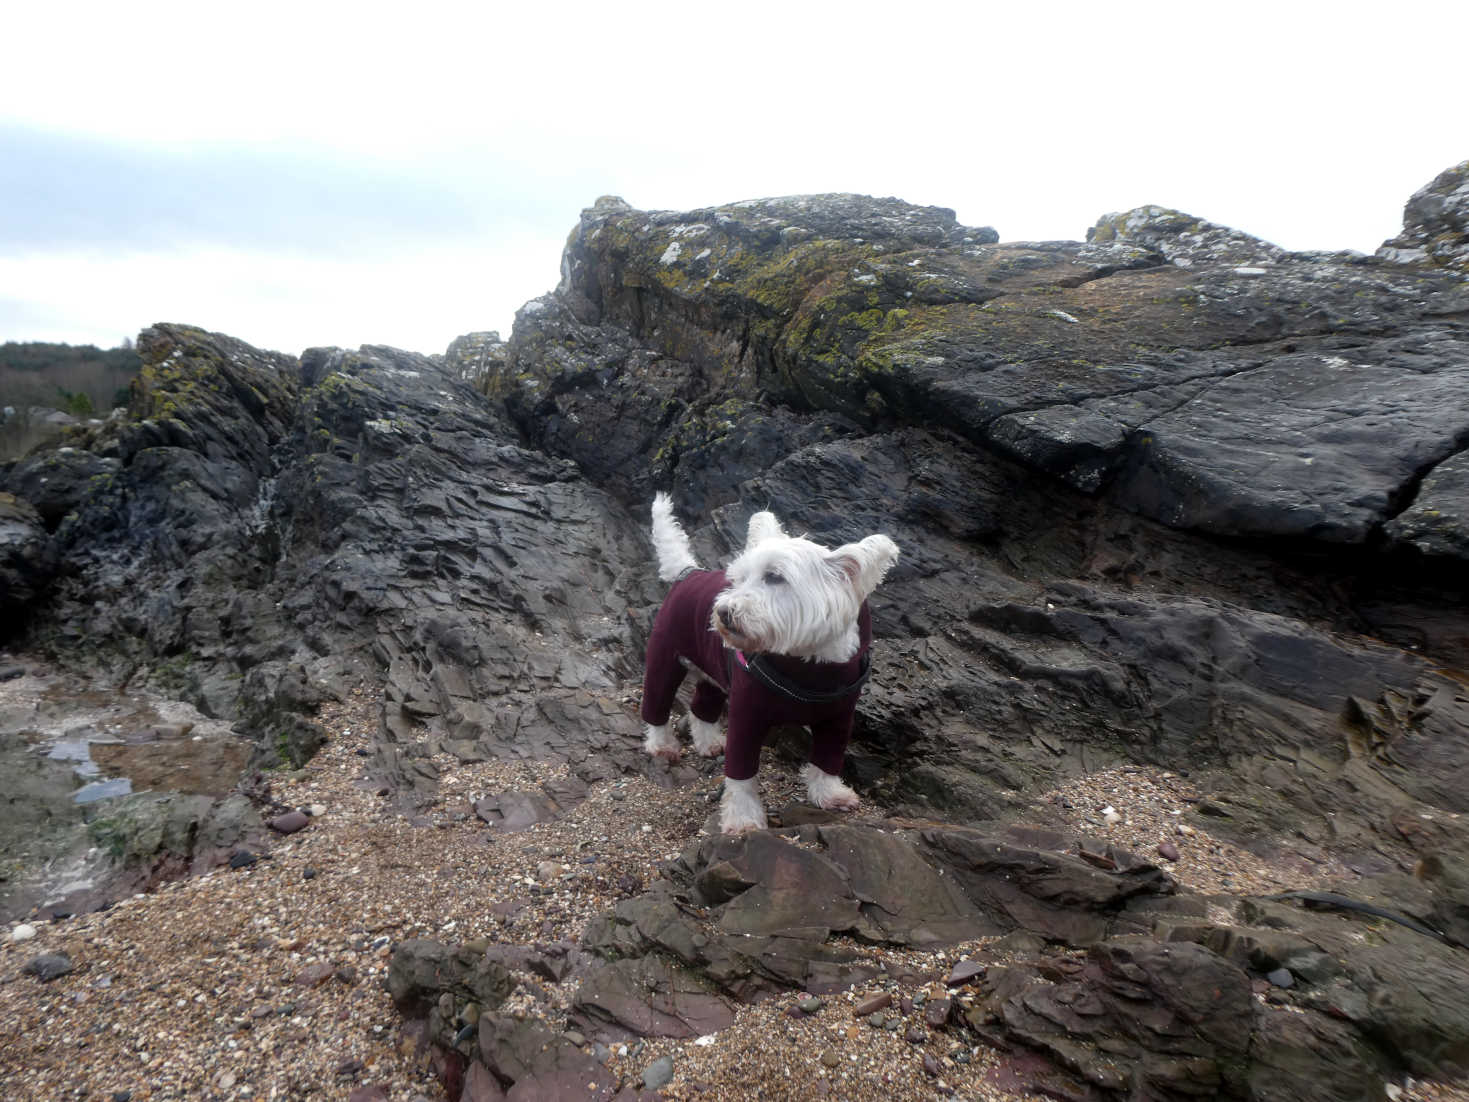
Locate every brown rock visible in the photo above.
<box><xmin>294</xmin><ymin>962</ymin><xmax>336</xmax><ymax>987</ymax></box>
<box><xmin>853</xmin><ymin>992</ymin><xmax>893</xmax><ymax>1017</ymax></box>
<box><xmin>1158</xmin><ymin>841</ymin><xmax>1181</xmax><ymax>862</ymax></box>
<box><xmin>946</xmin><ymin>960</ymin><xmax>985</xmax><ymax>987</ymax></box>
<box><xmin>925</xmin><ymin>998</ymin><xmax>953</xmax><ymax>1028</ymax></box>
<box><xmin>269</xmin><ymin>809</ymin><xmax>310</xmax><ymax>834</ymax></box>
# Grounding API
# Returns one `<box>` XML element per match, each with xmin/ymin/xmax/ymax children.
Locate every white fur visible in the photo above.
<box><xmin>720</xmin><ymin>776</ymin><xmax>767</xmax><ymax>833</ymax></box>
<box><xmin>643</xmin><ymin>721</ymin><xmax>680</xmax><ymax>761</ymax></box>
<box><xmin>801</xmin><ymin>762</ymin><xmax>860</xmax><ymax>810</ymax></box>
<box><xmin>650</xmin><ymin>492</ymin><xmax>698</xmax><ymax>583</ymax></box>
<box><xmin>643</xmin><ymin>496</ymin><xmax>899</xmax><ymax>834</ymax></box>
<box><xmin>689</xmin><ymin>714</ymin><xmax>725</xmax><ymax>756</ymax></box>
<box><xmin>711</xmin><ymin>525</ymin><xmax>899</xmax><ymax>662</ymax></box>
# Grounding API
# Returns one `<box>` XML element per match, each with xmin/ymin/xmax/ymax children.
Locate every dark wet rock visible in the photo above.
<box><xmin>0</xmin><ymin>493</ymin><xmax>55</xmax><ymax>621</ymax></box>
<box><xmin>1386</xmin><ymin>449</ymin><xmax>1469</xmax><ymax>561</ymax></box>
<box><xmin>6</xmin><ymin>447</ymin><xmax>120</xmax><ymax>530</ymax></box>
<box><xmin>9</xmin><ymin>790</ymin><xmax>269</xmax><ymax>919</ymax></box>
<box><xmin>919</xmin><ymin>826</ymin><xmax>1174</xmax><ymax>945</ymax></box>
<box><xmin>23</xmin><ymin>950</ymin><xmax>74</xmax><ymax>982</ymax></box>
<box><xmin>386</xmin><ymin>940</ymin><xmax>514</xmax><ymax>1023</ymax></box>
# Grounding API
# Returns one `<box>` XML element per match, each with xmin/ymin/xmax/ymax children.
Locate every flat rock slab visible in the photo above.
<box><xmin>474</xmin><ymin>777</ymin><xmax>588</xmax><ymax>831</ymax></box>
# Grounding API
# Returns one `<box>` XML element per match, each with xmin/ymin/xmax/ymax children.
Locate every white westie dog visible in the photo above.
<box><xmin>640</xmin><ymin>493</ymin><xmax>899</xmax><ymax>834</ymax></box>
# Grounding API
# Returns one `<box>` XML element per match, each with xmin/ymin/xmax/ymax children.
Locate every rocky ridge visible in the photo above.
<box><xmin>3</xmin><ymin>162</ymin><xmax>1469</xmax><ymax>1099</ymax></box>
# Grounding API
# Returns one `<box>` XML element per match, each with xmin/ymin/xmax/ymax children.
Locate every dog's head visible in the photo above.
<box><xmin>711</xmin><ymin>509</ymin><xmax>899</xmax><ymax>662</ymax></box>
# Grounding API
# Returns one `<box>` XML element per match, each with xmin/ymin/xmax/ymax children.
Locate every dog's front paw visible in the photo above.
<box><xmin>801</xmin><ymin>763</ymin><xmax>860</xmax><ymax>811</ymax></box>
<box><xmin>643</xmin><ymin>723</ymin><xmax>681</xmax><ymax>763</ymax></box>
<box><xmin>688</xmin><ymin>715</ymin><xmax>726</xmax><ymax>758</ymax></box>
<box><xmin>719</xmin><ymin>777</ymin><xmax>767</xmax><ymax>834</ymax></box>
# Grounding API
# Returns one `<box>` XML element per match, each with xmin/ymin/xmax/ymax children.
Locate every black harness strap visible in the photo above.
<box><xmin>730</xmin><ymin>648</ymin><xmax>871</xmax><ymax>704</ymax></box>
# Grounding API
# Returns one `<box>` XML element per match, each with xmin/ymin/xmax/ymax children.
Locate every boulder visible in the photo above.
<box><xmin>1378</xmin><ymin>159</ymin><xmax>1469</xmax><ymax>273</ymax></box>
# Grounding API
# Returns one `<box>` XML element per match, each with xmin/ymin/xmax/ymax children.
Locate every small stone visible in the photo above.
<box><xmin>1102</xmin><ymin>806</ymin><xmax>1123</xmax><ymax>825</ymax></box>
<box><xmin>294</xmin><ymin>962</ymin><xmax>336</xmax><ymax>987</ymax></box>
<box><xmin>922</xmin><ymin>1053</ymin><xmax>942</xmax><ymax>1077</ymax></box>
<box><xmin>1157</xmin><ymin>841</ymin><xmax>1181</xmax><ymax>862</ymax></box>
<box><xmin>10</xmin><ymin>923</ymin><xmax>37</xmax><ymax>942</ymax></box>
<box><xmin>303</xmin><ymin>867</ymin><xmax>318</xmax><ymax>880</ymax></box>
<box><xmin>853</xmin><ymin>992</ymin><xmax>892</xmax><ymax>1017</ymax></box>
<box><xmin>24</xmin><ymin>952</ymin><xmax>74</xmax><ymax>982</ymax></box>
<box><xmin>925</xmin><ymin>998</ymin><xmax>952</xmax><ymax>1029</ymax></box>
<box><xmin>269</xmin><ymin>810</ymin><xmax>310</xmax><ymax>834</ymax></box>
<box><xmin>565</xmin><ymin>1029</ymin><xmax>585</xmax><ymax>1046</ymax></box>
<box><xmin>610</xmin><ymin>790</ymin><xmax>626</xmax><ymax>802</ymax></box>
<box><xmin>642</xmin><ymin>1055</ymin><xmax>675</xmax><ymax>1090</ymax></box>
<box><xmin>1266</xmin><ymin>967</ymin><xmax>1295</xmax><ymax>989</ymax></box>
<box><xmin>228</xmin><ymin>850</ymin><xmax>258</xmax><ymax>869</ymax></box>
<box><xmin>905</xmin><ymin>1027</ymin><xmax>926</xmax><ymax>1044</ymax></box>
<box><xmin>111</xmin><ymin>1092</ymin><xmax>132</xmax><ymax>1102</ymax></box>
<box><xmin>867</xmin><ymin>1012</ymin><xmax>887</xmax><ymax>1029</ymax></box>
<box><xmin>945</xmin><ymin>960</ymin><xmax>984</xmax><ymax>987</ymax></box>
<box><xmin>309</xmin><ymin>803</ymin><xmax>326</xmax><ymax>817</ymax></box>
<box><xmin>821</xmin><ymin>1050</ymin><xmax>842</xmax><ymax>1069</ymax></box>
<box><xmin>797</xmin><ymin>997</ymin><xmax>825</xmax><ymax>1014</ymax></box>
<box><xmin>218</xmin><ymin>1072</ymin><xmax>237</xmax><ymax>1090</ymax></box>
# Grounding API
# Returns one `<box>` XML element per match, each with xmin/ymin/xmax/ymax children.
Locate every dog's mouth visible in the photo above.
<box><xmin>712</xmin><ymin>606</ymin><xmax>758</xmax><ymax>651</ymax></box>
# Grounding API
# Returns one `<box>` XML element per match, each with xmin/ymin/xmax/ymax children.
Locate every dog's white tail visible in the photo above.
<box><xmin>650</xmin><ymin>493</ymin><xmax>699</xmax><ymax>582</ymax></box>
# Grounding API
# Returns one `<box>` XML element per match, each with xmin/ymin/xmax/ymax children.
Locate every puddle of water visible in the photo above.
<box><xmin>73</xmin><ymin>777</ymin><xmax>133</xmax><ymax>804</ymax></box>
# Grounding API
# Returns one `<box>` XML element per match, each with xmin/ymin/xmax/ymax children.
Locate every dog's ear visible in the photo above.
<box><xmin>826</xmin><ymin>534</ymin><xmax>899</xmax><ymax>599</ymax></box>
<box><xmin>745</xmin><ymin>510</ymin><xmax>786</xmax><ymax>548</ymax></box>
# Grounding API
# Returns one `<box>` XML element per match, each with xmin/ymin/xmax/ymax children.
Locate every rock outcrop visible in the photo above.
<box><xmin>5</xmin><ymin>165</ymin><xmax>1469</xmax><ymax>1099</ymax></box>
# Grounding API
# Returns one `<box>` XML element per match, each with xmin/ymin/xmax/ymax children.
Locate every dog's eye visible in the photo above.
<box><xmin>763</xmin><ymin>571</ymin><xmax>785</xmax><ymax>586</ymax></box>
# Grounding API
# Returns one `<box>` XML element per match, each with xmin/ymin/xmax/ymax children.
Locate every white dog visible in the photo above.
<box><xmin>639</xmin><ymin>493</ymin><xmax>899</xmax><ymax>833</ymax></box>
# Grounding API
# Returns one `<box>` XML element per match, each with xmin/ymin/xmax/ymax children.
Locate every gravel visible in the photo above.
<box><xmin>3</xmin><ymin>680</ymin><xmax>1467</xmax><ymax>1100</ymax></box>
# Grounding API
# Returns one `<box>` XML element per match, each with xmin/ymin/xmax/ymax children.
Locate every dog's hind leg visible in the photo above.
<box><xmin>688</xmin><ymin>680</ymin><xmax>726</xmax><ymax>757</ymax></box>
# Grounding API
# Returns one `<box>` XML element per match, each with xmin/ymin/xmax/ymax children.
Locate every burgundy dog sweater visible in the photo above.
<box><xmin>640</xmin><ymin>569</ymin><xmax>872</xmax><ymax>781</ymax></box>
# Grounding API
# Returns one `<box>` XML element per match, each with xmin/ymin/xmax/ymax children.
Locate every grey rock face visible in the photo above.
<box><xmin>1378</xmin><ymin>159</ymin><xmax>1469</xmax><ymax>273</ymax></box>
<box><xmin>0</xmin><ymin>493</ymin><xmax>54</xmax><ymax>625</ymax></box>
<box><xmin>1386</xmin><ymin>449</ymin><xmax>1469</xmax><ymax>558</ymax></box>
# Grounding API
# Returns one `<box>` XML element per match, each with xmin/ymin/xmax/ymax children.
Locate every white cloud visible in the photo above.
<box><xmin>2</xmin><ymin>1</ymin><xmax>1465</xmax><ymax>350</ymax></box>
<box><xmin>0</xmin><ymin>240</ymin><xmax>555</xmax><ymax>354</ymax></box>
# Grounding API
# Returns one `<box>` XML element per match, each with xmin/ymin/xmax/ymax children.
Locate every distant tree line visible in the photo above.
<box><xmin>0</xmin><ymin>339</ymin><xmax>141</xmax><ymax>460</ymax></box>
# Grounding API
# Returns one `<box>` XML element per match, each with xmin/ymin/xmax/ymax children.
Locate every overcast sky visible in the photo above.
<box><xmin>2</xmin><ymin>1</ymin><xmax>1464</xmax><ymax>357</ymax></box>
